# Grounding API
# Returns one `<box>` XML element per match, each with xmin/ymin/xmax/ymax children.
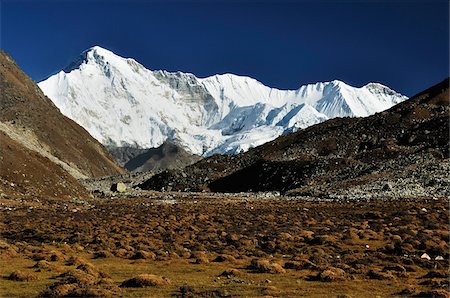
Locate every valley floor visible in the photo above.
<box><xmin>0</xmin><ymin>194</ymin><xmax>448</xmax><ymax>297</ymax></box>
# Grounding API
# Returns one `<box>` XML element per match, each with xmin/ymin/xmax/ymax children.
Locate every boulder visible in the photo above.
<box><xmin>111</xmin><ymin>182</ymin><xmax>127</xmax><ymax>193</ymax></box>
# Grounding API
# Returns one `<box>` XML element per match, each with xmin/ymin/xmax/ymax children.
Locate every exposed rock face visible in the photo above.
<box><xmin>0</xmin><ymin>50</ymin><xmax>124</xmax><ymax>198</ymax></box>
<box><xmin>106</xmin><ymin>146</ymin><xmax>149</xmax><ymax>167</ymax></box>
<box><xmin>139</xmin><ymin>78</ymin><xmax>449</xmax><ymax>198</ymax></box>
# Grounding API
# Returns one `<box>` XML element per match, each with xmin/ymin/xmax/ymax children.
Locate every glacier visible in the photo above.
<box><xmin>38</xmin><ymin>46</ymin><xmax>408</xmax><ymax>156</ymax></box>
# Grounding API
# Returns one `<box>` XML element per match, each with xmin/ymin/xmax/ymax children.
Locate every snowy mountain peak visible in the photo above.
<box><xmin>39</xmin><ymin>47</ymin><xmax>408</xmax><ymax>156</ymax></box>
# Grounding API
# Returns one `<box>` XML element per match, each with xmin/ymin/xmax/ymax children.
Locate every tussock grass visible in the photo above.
<box><xmin>8</xmin><ymin>270</ymin><xmax>38</xmax><ymax>281</ymax></box>
<box><xmin>250</xmin><ymin>259</ymin><xmax>286</xmax><ymax>274</ymax></box>
<box><xmin>121</xmin><ymin>274</ymin><xmax>170</xmax><ymax>287</ymax></box>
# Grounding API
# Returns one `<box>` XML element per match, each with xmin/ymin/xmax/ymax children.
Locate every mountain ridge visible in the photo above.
<box><xmin>38</xmin><ymin>46</ymin><xmax>407</xmax><ymax>156</ymax></box>
<box><xmin>139</xmin><ymin>78</ymin><xmax>449</xmax><ymax>197</ymax></box>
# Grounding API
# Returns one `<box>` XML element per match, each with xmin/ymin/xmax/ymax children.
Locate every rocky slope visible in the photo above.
<box><xmin>38</xmin><ymin>46</ymin><xmax>407</xmax><ymax>156</ymax></box>
<box><xmin>0</xmin><ymin>50</ymin><xmax>124</xmax><ymax>199</ymax></box>
<box><xmin>139</xmin><ymin>78</ymin><xmax>449</xmax><ymax>198</ymax></box>
<box><xmin>108</xmin><ymin>142</ymin><xmax>200</xmax><ymax>172</ymax></box>
<box><xmin>123</xmin><ymin>141</ymin><xmax>200</xmax><ymax>172</ymax></box>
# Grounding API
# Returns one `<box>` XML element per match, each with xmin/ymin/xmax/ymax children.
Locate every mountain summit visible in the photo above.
<box><xmin>38</xmin><ymin>46</ymin><xmax>407</xmax><ymax>156</ymax></box>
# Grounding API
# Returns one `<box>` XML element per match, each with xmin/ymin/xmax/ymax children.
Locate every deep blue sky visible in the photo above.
<box><xmin>1</xmin><ymin>0</ymin><xmax>448</xmax><ymax>96</ymax></box>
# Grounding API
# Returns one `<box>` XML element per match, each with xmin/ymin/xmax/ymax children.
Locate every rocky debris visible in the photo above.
<box><xmin>80</xmin><ymin>170</ymin><xmax>156</xmax><ymax>195</ymax></box>
<box><xmin>421</xmin><ymin>253</ymin><xmax>432</xmax><ymax>260</ymax></box>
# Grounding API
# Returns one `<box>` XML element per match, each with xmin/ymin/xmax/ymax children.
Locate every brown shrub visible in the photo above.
<box><xmin>284</xmin><ymin>259</ymin><xmax>319</xmax><ymax>270</ymax></box>
<box><xmin>41</xmin><ymin>284</ymin><xmax>77</xmax><ymax>297</ymax></box>
<box><xmin>0</xmin><ymin>240</ymin><xmax>18</xmax><ymax>257</ymax></box>
<box><xmin>40</xmin><ymin>281</ymin><xmax>120</xmax><ymax>297</ymax></box>
<box><xmin>76</xmin><ymin>263</ymin><xmax>109</xmax><ymax>278</ymax></box>
<box><xmin>213</xmin><ymin>254</ymin><xmax>237</xmax><ymax>263</ymax></box>
<box><xmin>279</xmin><ymin>232</ymin><xmax>293</xmax><ymax>240</ymax></box>
<box><xmin>412</xmin><ymin>289</ymin><xmax>450</xmax><ymax>298</ymax></box>
<box><xmin>33</xmin><ymin>249</ymin><xmax>66</xmax><ymax>262</ymax></box>
<box><xmin>367</xmin><ymin>270</ymin><xmax>395</xmax><ymax>280</ymax></box>
<box><xmin>219</xmin><ymin>269</ymin><xmax>241</xmax><ymax>278</ymax></box>
<box><xmin>32</xmin><ymin>260</ymin><xmax>64</xmax><ymax>272</ymax></box>
<box><xmin>191</xmin><ymin>251</ymin><xmax>209</xmax><ymax>264</ymax></box>
<box><xmin>65</xmin><ymin>256</ymin><xmax>86</xmax><ymax>266</ymax></box>
<box><xmin>420</xmin><ymin>270</ymin><xmax>447</xmax><ymax>279</ymax></box>
<box><xmin>94</xmin><ymin>250</ymin><xmax>114</xmax><ymax>259</ymax></box>
<box><xmin>195</xmin><ymin>256</ymin><xmax>209</xmax><ymax>264</ymax></box>
<box><xmin>318</xmin><ymin>267</ymin><xmax>347</xmax><ymax>282</ymax></box>
<box><xmin>298</xmin><ymin>230</ymin><xmax>315</xmax><ymax>240</ymax></box>
<box><xmin>121</xmin><ymin>274</ymin><xmax>170</xmax><ymax>287</ymax></box>
<box><xmin>131</xmin><ymin>250</ymin><xmax>156</xmax><ymax>260</ymax></box>
<box><xmin>8</xmin><ymin>270</ymin><xmax>38</xmax><ymax>281</ymax></box>
<box><xmin>40</xmin><ymin>267</ymin><xmax>120</xmax><ymax>297</ymax></box>
<box><xmin>250</xmin><ymin>259</ymin><xmax>286</xmax><ymax>274</ymax></box>
<box><xmin>58</xmin><ymin>269</ymin><xmax>96</xmax><ymax>285</ymax></box>
<box><xmin>113</xmin><ymin>248</ymin><xmax>132</xmax><ymax>258</ymax></box>
<box><xmin>261</xmin><ymin>285</ymin><xmax>281</xmax><ymax>296</ymax></box>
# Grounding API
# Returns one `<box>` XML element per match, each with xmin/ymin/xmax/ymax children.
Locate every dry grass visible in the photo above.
<box><xmin>0</xmin><ymin>197</ymin><xmax>449</xmax><ymax>297</ymax></box>
<box><xmin>7</xmin><ymin>270</ymin><xmax>38</xmax><ymax>281</ymax></box>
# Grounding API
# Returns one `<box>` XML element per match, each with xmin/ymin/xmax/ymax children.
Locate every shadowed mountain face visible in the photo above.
<box><xmin>0</xmin><ymin>50</ymin><xmax>124</xmax><ymax>199</ymax></box>
<box><xmin>139</xmin><ymin>78</ymin><xmax>449</xmax><ymax>196</ymax></box>
<box><xmin>123</xmin><ymin>142</ymin><xmax>201</xmax><ymax>173</ymax></box>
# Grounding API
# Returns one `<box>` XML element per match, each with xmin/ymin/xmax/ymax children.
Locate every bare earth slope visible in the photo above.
<box><xmin>0</xmin><ymin>50</ymin><xmax>124</xmax><ymax>178</ymax></box>
<box><xmin>140</xmin><ymin>78</ymin><xmax>449</xmax><ymax>197</ymax></box>
<box><xmin>0</xmin><ymin>50</ymin><xmax>124</xmax><ymax>198</ymax></box>
<box><xmin>0</xmin><ymin>132</ymin><xmax>89</xmax><ymax>198</ymax></box>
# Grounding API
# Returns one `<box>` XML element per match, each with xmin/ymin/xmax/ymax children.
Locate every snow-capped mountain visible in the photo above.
<box><xmin>38</xmin><ymin>46</ymin><xmax>407</xmax><ymax>156</ymax></box>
